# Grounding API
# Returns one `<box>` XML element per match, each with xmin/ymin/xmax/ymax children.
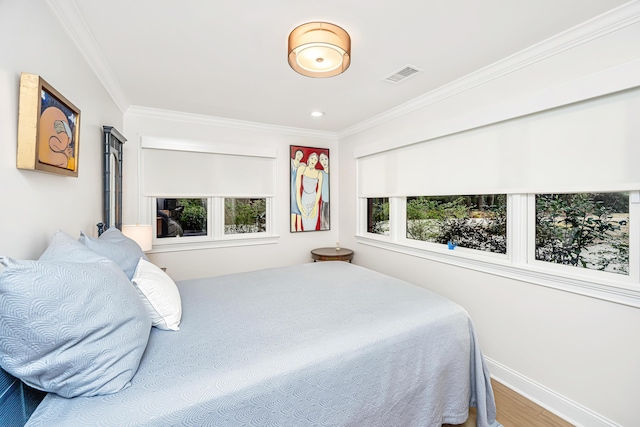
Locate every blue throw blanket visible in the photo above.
<box><xmin>27</xmin><ymin>262</ymin><xmax>501</xmax><ymax>427</ymax></box>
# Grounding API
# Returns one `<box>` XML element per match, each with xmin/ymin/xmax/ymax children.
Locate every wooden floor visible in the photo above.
<box><xmin>443</xmin><ymin>379</ymin><xmax>575</xmax><ymax>427</ymax></box>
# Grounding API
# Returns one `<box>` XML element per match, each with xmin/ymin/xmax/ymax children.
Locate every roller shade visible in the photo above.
<box><xmin>141</xmin><ymin>141</ymin><xmax>276</xmax><ymax>197</ymax></box>
<box><xmin>358</xmin><ymin>88</ymin><xmax>640</xmax><ymax>197</ymax></box>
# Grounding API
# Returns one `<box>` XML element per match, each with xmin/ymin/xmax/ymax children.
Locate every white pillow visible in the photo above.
<box><xmin>132</xmin><ymin>258</ymin><xmax>182</xmax><ymax>331</ymax></box>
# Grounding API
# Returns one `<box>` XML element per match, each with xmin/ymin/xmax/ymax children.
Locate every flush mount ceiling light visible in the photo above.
<box><xmin>288</xmin><ymin>22</ymin><xmax>351</xmax><ymax>78</ymax></box>
<box><xmin>310</xmin><ymin>111</ymin><xmax>325</xmax><ymax>117</ymax></box>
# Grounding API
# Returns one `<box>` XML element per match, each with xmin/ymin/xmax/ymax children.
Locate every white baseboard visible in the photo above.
<box><xmin>485</xmin><ymin>357</ymin><xmax>621</xmax><ymax>427</ymax></box>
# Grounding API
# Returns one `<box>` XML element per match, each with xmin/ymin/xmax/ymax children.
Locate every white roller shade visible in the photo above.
<box><xmin>358</xmin><ymin>88</ymin><xmax>640</xmax><ymax>196</ymax></box>
<box><xmin>141</xmin><ymin>140</ymin><xmax>276</xmax><ymax>197</ymax></box>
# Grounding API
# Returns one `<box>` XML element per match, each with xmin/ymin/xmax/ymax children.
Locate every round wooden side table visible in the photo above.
<box><xmin>311</xmin><ymin>247</ymin><xmax>354</xmax><ymax>263</ymax></box>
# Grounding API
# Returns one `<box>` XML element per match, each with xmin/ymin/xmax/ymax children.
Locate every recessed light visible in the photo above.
<box><xmin>310</xmin><ymin>111</ymin><xmax>325</xmax><ymax>117</ymax></box>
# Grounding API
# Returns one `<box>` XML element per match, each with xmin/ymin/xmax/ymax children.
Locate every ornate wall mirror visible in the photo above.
<box><xmin>99</xmin><ymin>126</ymin><xmax>126</xmax><ymax>235</ymax></box>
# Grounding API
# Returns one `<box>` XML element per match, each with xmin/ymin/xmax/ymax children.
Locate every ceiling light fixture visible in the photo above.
<box><xmin>288</xmin><ymin>22</ymin><xmax>351</xmax><ymax>78</ymax></box>
<box><xmin>310</xmin><ymin>111</ymin><xmax>325</xmax><ymax>117</ymax></box>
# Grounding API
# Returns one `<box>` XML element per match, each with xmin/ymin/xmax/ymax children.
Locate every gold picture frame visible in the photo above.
<box><xmin>17</xmin><ymin>72</ymin><xmax>81</xmax><ymax>177</ymax></box>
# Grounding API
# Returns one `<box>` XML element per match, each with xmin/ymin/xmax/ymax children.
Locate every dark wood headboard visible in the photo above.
<box><xmin>0</xmin><ymin>368</ymin><xmax>45</xmax><ymax>426</ymax></box>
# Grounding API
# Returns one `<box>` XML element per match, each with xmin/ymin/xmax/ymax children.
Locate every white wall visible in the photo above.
<box><xmin>338</xmin><ymin>12</ymin><xmax>640</xmax><ymax>427</ymax></box>
<box><xmin>0</xmin><ymin>0</ymin><xmax>123</xmax><ymax>261</ymax></box>
<box><xmin>123</xmin><ymin>110</ymin><xmax>339</xmax><ymax>280</ymax></box>
<box><xmin>2</xmin><ymin>1</ymin><xmax>639</xmax><ymax>425</ymax></box>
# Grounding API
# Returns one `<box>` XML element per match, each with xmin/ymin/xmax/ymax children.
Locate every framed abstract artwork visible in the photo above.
<box><xmin>290</xmin><ymin>145</ymin><xmax>330</xmax><ymax>232</ymax></box>
<box><xmin>17</xmin><ymin>72</ymin><xmax>81</xmax><ymax>177</ymax></box>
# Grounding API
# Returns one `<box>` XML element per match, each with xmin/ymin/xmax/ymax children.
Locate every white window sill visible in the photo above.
<box><xmin>149</xmin><ymin>234</ymin><xmax>280</xmax><ymax>253</ymax></box>
<box><xmin>356</xmin><ymin>235</ymin><xmax>640</xmax><ymax>308</ymax></box>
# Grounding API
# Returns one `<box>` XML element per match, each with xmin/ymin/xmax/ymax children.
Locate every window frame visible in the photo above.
<box><xmin>137</xmin><ymin>137</ymin><xmax>280</xmax><ymax>253</ymax></box>
<box><xmin>147</xmin><ymin>195</ymin><xmax>277</xmax><ymax>252</ymax></box>
<box><xmin>155</xmin><ymin>197</ymin><xmax>209</xmax><ymax>240</ymax></box>
<box><xmin>403</xmin><ymin>194</ymin><xmax>508</xmax><ymax>255</ymax></box>
<box><xmin>525</xmin><ymin>192</ymin><xmax>638</xmax><ymax>284</ymax></box>
<box><xmin>357</xmin><ymin>192</ymin><xmax>640</xmax><ymax>308</ymax></box>
<box><xmin>220</xmin><ymin>197</ymin><xmax>271</xmax><ymax>239</ymax></box>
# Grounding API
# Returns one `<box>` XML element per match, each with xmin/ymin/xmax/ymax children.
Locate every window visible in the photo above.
<box><xmin>357</xmin><ymin>192</ymin><xmax>639</xmax><ymax>307</ymax></box>
<box><xmin>367</xmin><ymin>198</ymin><xmax>389</xmax><ymax>235</ymax></box>
<box><xmin>406</xmin><ymin>195</ymin><xmax>506</xmax><ymax>254</ymax></box>
<box><xmin>224</xmin><ymin>198</ymin><xmax>266</xmax><ymax>234</ymax></box>
<box><xmin>140</xmin><ymin>137</ymin><xmax>278</xmax><ymax>250</ymax></box>
<box><xmin>151</xmin><ymin>196</ymin><xmax>274</xmax><ymax>247</ymax></box>
<box><xmin>535</xmin><ymin>192</ymin><xmax>629</xmax><ymax>275</ymax></box>
<box><xmin>156</xmin><ymin>198</ymin><xmax>207</xmax><ymax>238</ymax></box>
<box><xmin>355</xmin><ymin>87</ymin><xmax>640</xmax><ymax>306</ymax></box>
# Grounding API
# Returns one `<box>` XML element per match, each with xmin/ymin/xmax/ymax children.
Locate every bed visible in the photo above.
<box><xmin>0</xmin><ymin>229</ymin><xmax>501</xmax><ymax>427</ymax></box>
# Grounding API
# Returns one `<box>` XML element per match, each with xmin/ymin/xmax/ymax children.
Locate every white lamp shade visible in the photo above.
<box><xmin>122</xmin><ymin>224</ymin><xmax>153</xmax><ymax>252</ymax></box>
<box><xmin>288</xmin><ymin>22</ymin><xmax>351</xmax><ymax>78</ymax></box>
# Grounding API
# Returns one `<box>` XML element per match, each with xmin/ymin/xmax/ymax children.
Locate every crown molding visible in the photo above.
<box><xmin>126</xmin><ymin>106</ymin><xmax>339</xmax><ymax>140</ymax></box>
<box><xmin>46</xmin><ymin>0</ymin><xmax>129</xmax><ymax>113</ymax></box>
<box><xmin>47</xmin><ymin>0</ymin><xmax>639</xmax><ymax>139</ymax></box>
<box><xmin>352</xmin><ymin>58</ymin><xmax>640</xmax><ymax>159</ymax></box>
<box><xmin>338</xmin><ymin>0</ymin><xmax>640</xmax><ymax>139</ymax></box>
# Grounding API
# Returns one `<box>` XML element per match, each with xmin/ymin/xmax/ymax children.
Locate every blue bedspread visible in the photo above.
<box><xmin>27</xmin><ymin>262</ymin><xmax>500</xmax><ymax>426</ymax></box>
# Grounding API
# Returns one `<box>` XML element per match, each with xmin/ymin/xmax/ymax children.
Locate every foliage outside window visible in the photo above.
<box><xmin>367</xmin><ymin>198</ymin><xmax>389</xmax><ymax>235</ymax></box>
<box><xmin>406</xmin><ymin>195</ymin><xmax>507</xmax><ymax>254</ymax></box>
<box><xmin>535</xmin><ymin>193</ymin><xmax>629</xmax><ymax>275</ymax></box>
<box><xmin>156</xmin><ymin>198</ymin><xmax>207</xmax><ymax>238</ymax></box>
<box><xmin>224</xmin><ymin>198</ymin><xmax>266</xmax><ymax>234</ymax></box>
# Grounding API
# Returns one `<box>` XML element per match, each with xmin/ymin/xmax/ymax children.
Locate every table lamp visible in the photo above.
<box><xmin>122</xmin><ymin>224</ymin><xmax>153</xmax><ymax>252</ymax></box>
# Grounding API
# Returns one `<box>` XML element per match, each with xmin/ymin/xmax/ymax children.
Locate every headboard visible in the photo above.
<box><xmin>102</xmin><ymin>126</ymin><xmax>126</xmax><ymax>233</ymax></box>
<box><xmin>0</xmin><ymin>369</ymin><xmax>45</xmax><ymax>426</ymax></box>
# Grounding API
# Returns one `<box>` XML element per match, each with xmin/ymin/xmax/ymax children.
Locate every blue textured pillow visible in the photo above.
<box><xmin>79</xmin><ymin>227</ymin><xmax>148</xmax><ymax>279</ymax></box>
<box><xmin>0</xmin><ymin>230</ymin><xmax>151</xmax><ymax>398</ymax></box>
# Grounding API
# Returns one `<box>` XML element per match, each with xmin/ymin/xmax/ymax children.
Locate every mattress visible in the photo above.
<box><xmin>26</xmin><ymin>262</ymin><xmax>500</xmax><ymax>426</ymax></box>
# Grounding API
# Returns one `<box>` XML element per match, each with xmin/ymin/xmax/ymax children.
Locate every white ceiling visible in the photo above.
<box><xmin>52</xmin><ymin>0</ymin><xmax>630</xmax><ymax>133</ymax></box>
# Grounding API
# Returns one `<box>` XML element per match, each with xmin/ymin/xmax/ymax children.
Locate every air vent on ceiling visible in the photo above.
<box><xmin>383</xmin><ymin>65</ymin><xmax>423</xmax><ymax>84</ymax></box>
